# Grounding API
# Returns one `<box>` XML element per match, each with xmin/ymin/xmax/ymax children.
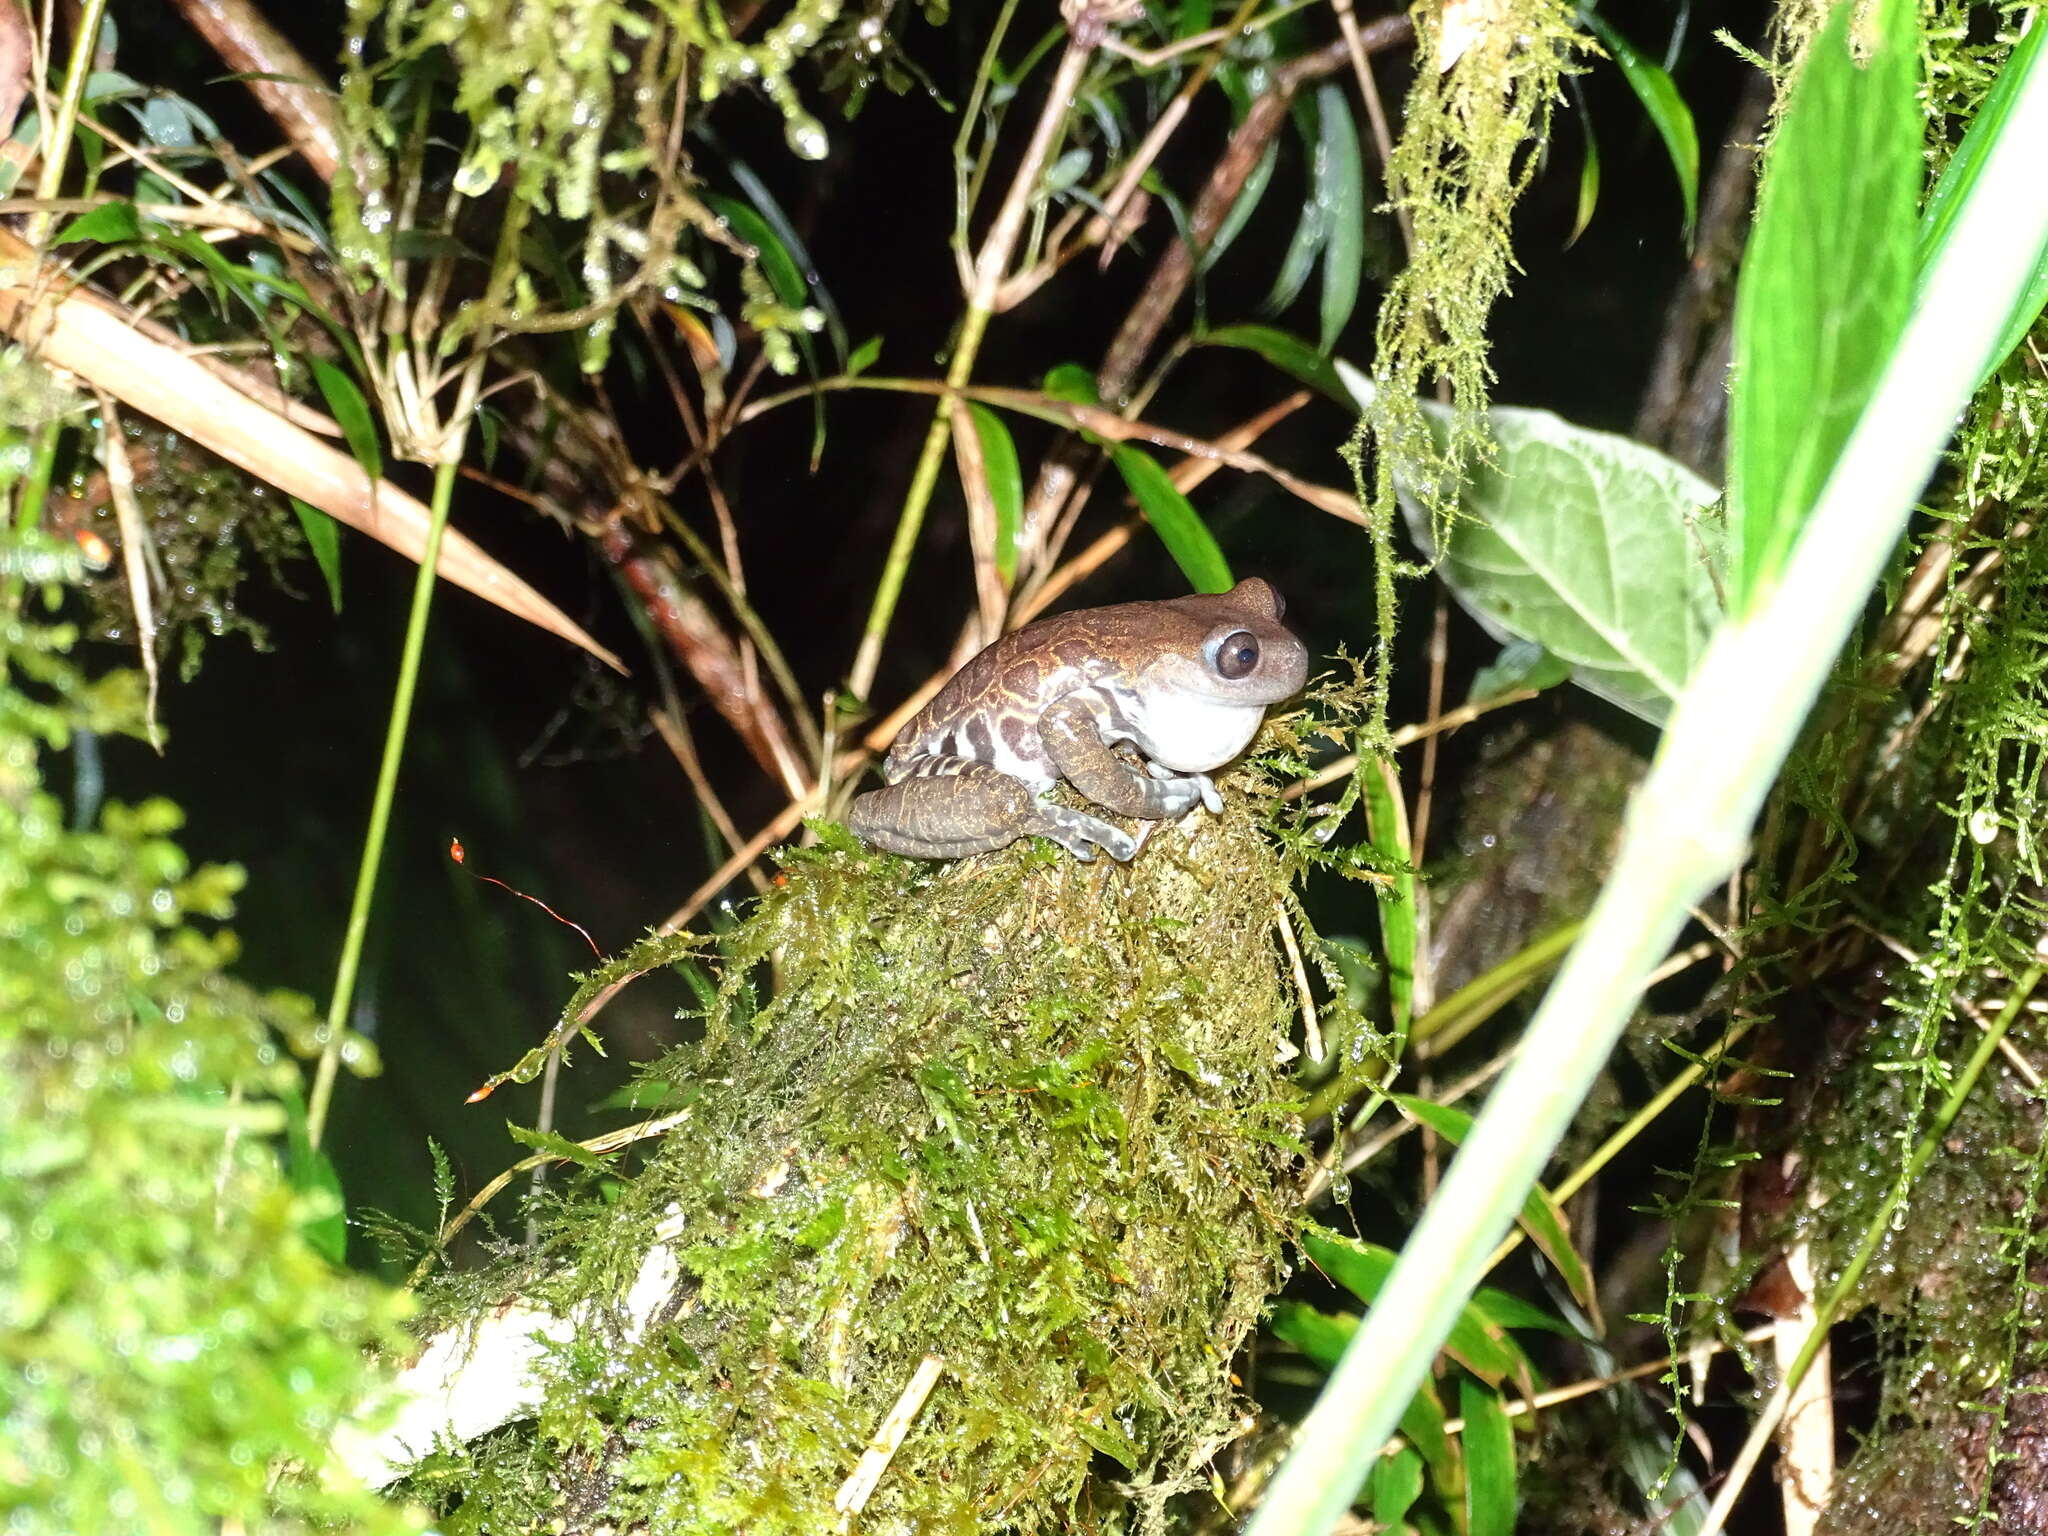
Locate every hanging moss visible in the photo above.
<box><xmin>397</xmin><ymin>742</ymin><xmax>1340</xmax><ymax>1533</ymax></box>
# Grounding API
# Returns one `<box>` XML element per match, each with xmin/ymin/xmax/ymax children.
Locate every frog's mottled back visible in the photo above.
<box><xmin>851</xmin><ymin>578</ymin><xmax>1307</xmax><ymax>862</ymax></box>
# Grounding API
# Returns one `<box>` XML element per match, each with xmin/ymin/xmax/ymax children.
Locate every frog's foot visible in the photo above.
<box><xmin>1033</xmin><ymin>800</ymin><xmax>1139</xmax><ymax>863</ymax></box>
<box><xmin>1145</xmin><ymin>761</ymin><xmax>1223</xmax><ymax>815</ymax></box>
<box><xmin>847</xmin><ymin>759</ymin><xmax>1135</xmax><ymax>862</ymax></box>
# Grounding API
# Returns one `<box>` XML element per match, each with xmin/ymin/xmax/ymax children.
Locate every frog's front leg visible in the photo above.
<box><xmin>846</xmin><ymin>758</ymin><xmax>1139</xmax><ymax>862</ymax></box>
<box><xmin>1039</xmin><ymin>695</ymin><xmax>1216</xmax><ymax>820</ymax></box>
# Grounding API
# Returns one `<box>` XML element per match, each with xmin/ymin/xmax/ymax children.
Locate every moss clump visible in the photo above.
<box><xmin>0</xmin><ymin>500</ymin><xmax>415</xmax><ymax>1529</ymax></box>
<box><xmin>407</xmin><ymin>765</ymin><xmax>1309</xmax><ymax>1534</ymax></box>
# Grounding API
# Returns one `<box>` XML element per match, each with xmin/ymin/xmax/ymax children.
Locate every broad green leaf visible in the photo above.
<box><xmin>1387</xmin><ymin>1096</ymin><xmax>1596</xmax><ymax>1313</ymax></box>
<box><xmin>1360</xmin><ymin>759</ymin><xmax>1416</xmax><ymax>1041</ymax></box>
<box><xmin>1315</xmin><ymin>83</ymin><xmax>1366</xmax><ymax>351</ymax></box>
<box><xmin>288</xmin><ymin>496</ymin><xmax>344</xmax><ymax>614</ymax></box>
<box><xmin>1299</xmin><ymin>1228</ymin><xmax>1525</xmax><ymax>1385</ymax></box>
<box><xmin>1197</xmin><ymin>324</ymin><xmax>1358</xmax><ymax>410</ymax></box>
<box><xmin>308</xmin><ymin>356</ymin><xmax>382</xmax><ymax>483</ymax></box>
<box><xmin>1041</xmin><ymin>362</ymin><xmax>1100</xmax><ymax>405</ymax></box>
<box><xmin>1917</xmin><ymin>13</ymin><xmax>2048</xmax><ymax>386</ymax></box>
<box><xmin>1202</xmin><ymin>137</ymin><xmax>1278</xmax><ymax>273</ymax></box>
<box><xmin>964</xmin><ymin>403</ymin><xmax>1023</xmax><ymax>584</ymax></box>
<box><xmin>1264</xmin><ymin>96</ymin><xmax>1329</xmax><ymax>314</ymax></box>
<box><xmin>1459</xmin><ymin>1376</ymin><xmax>1518</xmax><ymax>1536</ymax></box>
<box><xmin>54</xmin><ymin>200</ymin><xmax>141</xmax><ymax>246</ymax></box>
<box><xmin>1381</xmin><ymin>389</ymin><xmax>1723</xmax><ymax>725</ymax></box>
<box><xmin>1109</xmin><ymin>445</ymin><xmax>1232</xmax><ymax>594</ymax></box>
<box><xmin>1368</xmin><ymin>1445</ymin><xmax>1425</xmax><ymax>1529</ymax></box>
<box><xmin>1727</xmin><ymin>0</ymin><xmax>1920</xmax><ymax>610</ymax></box>
<box><xmin>1468</xmin><ymin>638</ymin><xmax>1569</xmax><ymax>702</ymax></box>
<box><xmin>1583</xmin><ymin>11</ymin><xmax>1698</xmax><ymax>239</ymax></box>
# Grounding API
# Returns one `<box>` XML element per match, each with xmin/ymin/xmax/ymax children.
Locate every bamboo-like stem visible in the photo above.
<box><xmin>1241</xmin><ymin>40</ymin><xmax>2048</xmax><ymax>1536</ymax></box>
<box><xmin>847</xmin><ymin>37</ymin><xmax>1093</xmax><ymax>701</ymax></box>
<box><xmin>307</xmin><ymin>453</ymin><xmax>462</xmax><ymax>1149</ymax></box>
<box><xmin>29</xmin><ymin>0</ymin><xmax>109</xmax><ymax>246</ymax></box>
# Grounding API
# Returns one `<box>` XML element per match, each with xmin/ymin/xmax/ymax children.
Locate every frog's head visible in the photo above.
<box><xmin>1124</xmin><ymin>578</ymin><xmax>1310</xmax><ymax>772</ymax></box>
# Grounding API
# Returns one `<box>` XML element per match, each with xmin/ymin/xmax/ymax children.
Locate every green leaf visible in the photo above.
<box><xmin>1264</xmin><ymin>96</ymin><xmax>1329</xmax><ymax>313</ymax></box>
<box><xmin>1109</xmin><ymin>446</ymin><xmax>1232</xmax><ymax>594</ymax></box>
<box><xmin>1299</xmin><ymin>1228</ymin><xmax>1525</xmax><ymax>1385</ymax></box>
<box><xmin>1583</xmin><ymin>11</ymin><xmax>1698</xmax><ymax>239</ymax></box>
<box><xmin>703</xmin><ymin>192</ymin><xmax>807</xmax><ymax>309</ymax></box>
<box><xmin>1386</xmin><ymin>1096</ymin><xmax>1596</xmax><ymax>1314</ymax></box>
<box><xmin>1367</xmin><ymin>1445</ymin><xmax>1425</xmax><ymax>1529</ymax></box>
<box><xmin>288</xmin><ymin>496</ymin><xmax>344</xmax><ymax>614</ymax></box>
<box><xmin>280</xmin><ymin>1085</ymin><xmax>347</xmax><ymax>1266</ymax></box>
<box><xmin>1459</xmin><ymin>1376</ymin><xmax>1518</xmax><ymax>1536</ymax></box>
<box><xmin>1041</xmin><ymin>362</ymin><xmax>1100</xmax><ymax>405</ymax></box>
<box><xmin>506</xmin><ymin>1122</ymin><xmax>608</xmax><ymax>1172</ymax></box>
<box><xmin>1726</xmin><ymin>0</ymin><xmax>1920</xmax><ymax>610</ymax></box>
<box><xmin>847</xmin><ymin>335</ymin><xmax>883</xmax><ymax>376</ymax></box>
<box><xmin>307</xmin><ymin>356</ymin><xmax>383</xmax><ymax>484</ymax></box>
<box><xmin>1359</xmin><ymin>759</ymin><xmax>1416</xmax><ymax>1040</ymax></box>
<box><xmin>1202</xmin><ymin>137</ymin><xmax>1278</xmax><ymax>274</ymax></box>
<box><xmin>1568</xmin><ymin>98</ymin><xmax>1599</xmax><ymax>248</ymax></box>
<box><xmin>1917</xmin><ymin>12</ymin><xmax>2048</xmax><ymax>386</ymax></box>
<box><xmin>53</xmin><ymin>200</ymin><xmax>141</xmax><ymax>246</ymax></box>
<box><xmin>1468</xmin><ymin>638</ymin><xmax>1569</xmax><ymax>702</ymax></box>
<box><xmin>1268</xmin><ymin>1298</ymin><xmax>1355</xmax><ymax>1370</ymax></box>
<box><xmin>964</xmin><ymin>403</ymin><xmax>1023</xmax><ymax>584</ymax></box>
<box><xmin>1197</xmin><ymin>324</ymin><xmax>1359</xmax><ymax>410</ymax></box>
<box><xmin>1315</xmin><ymin>83</ymin><xmax>1366</xmax><ymax>351</ymax></box>
<box><xmin>1384</xmin><ymin>391</ymin><xmax>1723</xmax><ymax>725</ymax></box>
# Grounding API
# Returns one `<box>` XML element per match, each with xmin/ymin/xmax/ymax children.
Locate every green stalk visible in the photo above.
<box><xmin>846</xmin><ymin>37</ymin><xmax>1092</xmax><ymax>701</ymax></box>
<box><xmin>306</xmin><ymin>455</ymin><xmax>461</xmax><ymax>1149</ymax></box>
<box><xmin>30</xmin><ymin>0</ymin><xmax>109</xmax><ymax>246</ymax></box>
<box><xmin>1243</xmin><ymin>47</ymin><xmax>2048</xmax><ymax>1536</ymax></box>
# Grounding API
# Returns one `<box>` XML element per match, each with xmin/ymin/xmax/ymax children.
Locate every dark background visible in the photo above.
<box><xmin>108</xmin><ymin>0</ymin><xmax>1763</xmax><ymax>1260</ymax></box>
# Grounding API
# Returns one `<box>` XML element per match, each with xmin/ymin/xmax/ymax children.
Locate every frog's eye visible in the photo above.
<box><xmin>1214</xmin><ymin>630</ymin><xmax>1261</xmax><ymax>680</ymax></box>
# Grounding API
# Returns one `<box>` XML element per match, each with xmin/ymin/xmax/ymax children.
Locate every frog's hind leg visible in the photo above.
<box><xmin>846</xmin><ymin>758</ymin><xmax>1138</xmax><ymax>862</ymax></box>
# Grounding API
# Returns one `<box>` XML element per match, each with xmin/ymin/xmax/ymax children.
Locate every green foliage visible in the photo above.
<box><xmin>0</xmin><ymin>371</ymin><xmax>413</xmax><ymax>1535</ymax></box>
<box><xmin>1110</xmin><ymin>444</ymin><xmax>1232</xmax><ymax>594</ymax></box>
<box><xmin>1380</xmin><ymin>390</ymin><xmax>1723</xmax><ymax>725</ymax></box>
<box><xmin>1726</xmin><ymin>0</ymin><xmax>1921</xmax><ymax>611</ymax></box>
<box><xmin>1581</xmin><ymin>10</ymin><xmax>1698</xmax><ymax>240</ymax></box>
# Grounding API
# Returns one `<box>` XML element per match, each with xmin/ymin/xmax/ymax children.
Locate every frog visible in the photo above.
<box><xmin>846</xmin><ymin>577</ymin><xmax>1309</xmax><ymax>861</ymax></box>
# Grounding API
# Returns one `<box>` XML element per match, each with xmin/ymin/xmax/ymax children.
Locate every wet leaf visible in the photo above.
<box><xmin>1584</xmin><ymin>11</ymin><xmax>1697</xmax><ymax>239</ymax></box>
<box><xmin>1110</xmin><ymin>445</ymin><xmax>1232</xmax><ymax>594</ymax></box>
<box><xmin>1460</xmin><ymin>1375</ymin><xmax>1518</xmax><ymax>1536</ymax></box>
<box><xmin>1315</xmin><ymin>83</ymin><xmax>1365</xmax><ymax>351</ymax></box>
<box><xmin>288</xmin><ymin>496</ymin><xmax>344</xmax><ymax>613</ymax></box>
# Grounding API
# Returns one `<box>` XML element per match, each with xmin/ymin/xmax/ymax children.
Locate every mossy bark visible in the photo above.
<box><xmin>404</xmin><ymin>775</ymin><xmax>1309</xmax><ymax>1534</ymax></box>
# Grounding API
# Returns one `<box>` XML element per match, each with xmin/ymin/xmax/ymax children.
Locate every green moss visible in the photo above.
<box><xmin>406</xmin><ymin>750</ymin><xmax>1324</xmax><ymax>1532</ymax></box>
<box><xmin>0</xmin><ymin>367</ymin><xmax>415</xmax><ymax>1534</ymax></box>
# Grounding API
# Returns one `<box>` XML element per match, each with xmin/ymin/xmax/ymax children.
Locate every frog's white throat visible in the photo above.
<box><xmin>1126</xmin><ymin>691</ymin><xmax>1266</xmax><ymax>773</ymax></box>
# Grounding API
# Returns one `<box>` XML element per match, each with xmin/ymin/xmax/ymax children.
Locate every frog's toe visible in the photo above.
<box><xmin>1195</xmin><ymin>774</ymin><xmax>1224</xmax><ymax>815</ymax></box>
<box><xmin>1037</xmin><ymin>802</ymin><xmax>1137</xmax><ymax>862</ymax></box>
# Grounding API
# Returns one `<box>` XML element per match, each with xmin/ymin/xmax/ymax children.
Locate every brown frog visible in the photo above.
<box><xmin>847</xmin><ymin>578</ymin><xmax>1309</xmax><ymax>861</ymax></box>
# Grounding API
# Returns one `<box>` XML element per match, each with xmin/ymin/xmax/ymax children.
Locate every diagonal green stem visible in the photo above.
<box><xmin>846</xmin><ymin>36</ymin><xmax>1092</xmax><ymax>702</ymax></box>
<box><xmin>307</xmin><ymin>454</ymin><xmax>461</xmax><ymax>1149</ymax></box>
